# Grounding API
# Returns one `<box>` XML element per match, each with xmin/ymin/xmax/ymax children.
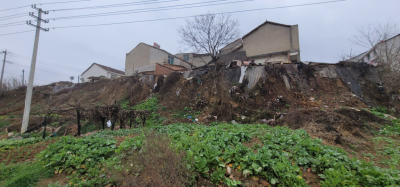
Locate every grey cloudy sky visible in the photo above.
<box><xmin>0</xmin><ymin>0</ymin><xmax>399</xmax><ymax>85</ymax></box>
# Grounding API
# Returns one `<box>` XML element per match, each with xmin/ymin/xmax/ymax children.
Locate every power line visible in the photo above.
<box><xmin>0</xmin><ymin>24</ymin><xmax>25</xmax><ymax>28</ymax></box>
<box><xmin>9</xmin><ymin>54</ymin><xmax>85</xmax><ymax>72</ymax></box>
<box><xmin>0</xmin><ymin>0</ymin><xmax>346</xmax><ymax>36</ymax></box>
<box><xmin>4</xmin><ymin>72</ymin><xmax>51</xmax><ymax>83</ymax></box>
<box><xmin>0</xmin><ymin>30</ymin><xmax>35</xmax><ymax>36</ymax></box>
<box><xmin>0</xmin><ymin>0</ymin><xmax>95</xmax><ymax>12</ymax></box>
<box><xmin>0</xmin><ymin>15</ymin><xmax>27</xmax><ymax>21</ymax></box>
<box><xmin>52</xmin><ymin>0</ymin><xmax>346</xmax><ymax>29</ymax></box>
<box><xmin>0</xmin><ymin>20</ymin><xmax>34</xmax><ymax>27</ymax></box>
<box><xmin>7</xmin><ymin>60</ymin><xmax>75</xmax><ymax>77</ymax></box>
<box><xmin>45</xmin><ymin>0</ymin><xmax>247</xmax><ymax>21</ymax></box>
<box><xmin>0</xmin><ymin>5</ymin><xmax>30</xmax><ymax>12</ymax></box>
<box><xmin>47</xmin><ymin>0</ymin><xmax>177</xmax><ymax>11</ymax></box>
<box><xmin>38</xmin><ymin>0</ymin><xmax>92</xmax><ymax>5</ymax></box>
<box><xmin>0</xmin><ymin>13</ymin><xmax>28</xmax><ymax>19</ymax></box>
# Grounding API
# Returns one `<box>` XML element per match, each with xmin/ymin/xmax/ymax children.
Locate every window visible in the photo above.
<box><xmin>111</xmin><ymin>74</ymin><xmax>117</xmax><ymax>78</ymax></box>
<box><xmin>168</xmin><ymin>55</ymin><xmax>174</xmax><ymax>64</ymax></box>
<box><xmin>183</xmin><ymin>54</ymin><xmax>189</xmax><ymax>61</ymax></box>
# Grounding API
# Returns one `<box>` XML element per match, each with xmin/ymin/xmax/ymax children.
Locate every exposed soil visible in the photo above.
<box><xmin>274</xmin><ymin>108</ymin><xmax>385</xmax><ymax>154</ymax></box>
<box><xmin>36</xmin><ymin>172</ymin><xmax>69</xmax><ymax>187</ymax></box>
<box><xmin>0</xmin><ymin>139</ymin><xmax>58</xmax><ymax>164</ymax></box>
<box><xmin>242</xmin><ymin>138</ymin><xmax>263</xmax><ymax>154</ymax></box>
<box><xmin>302</xmin><ymin>170</ymin><xmax>321</xmax><ymax>187</ymax></box>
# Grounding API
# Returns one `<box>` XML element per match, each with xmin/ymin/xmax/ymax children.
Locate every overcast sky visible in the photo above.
<box><xmin>0</xmin><ymin>0</ymin><xmax>399</xmax><ymax>85</ymax></box>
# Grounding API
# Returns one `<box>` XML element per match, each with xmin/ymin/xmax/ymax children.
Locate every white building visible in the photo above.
<box><xmin>81</xmin><ymin>63</ymin><xmax>125</xmax><ymax>82</ymax></box>
<box><xmin>125</xmin><ymin>43</ymin><xmax>194</xmax><ymax>76</ymax></box>
<box><xmin>348</xmin><ymin>33</ymin><xmax>400</xmax><ymax>71</ymax></box>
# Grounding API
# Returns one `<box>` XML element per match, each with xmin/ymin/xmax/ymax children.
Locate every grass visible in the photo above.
<box><xmin>0</xmin><ymin>120</ymin><xmax>11</xmax><ymax>129</ymax></box>
<box><xmin>0</xmin><ymin>162</ymin><xmax>53</xmax><ymax>187</ymax></box>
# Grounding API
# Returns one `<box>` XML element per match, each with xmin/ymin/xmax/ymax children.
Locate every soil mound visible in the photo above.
<box><xmin>276</xmin><ymin>108</ymin><xmax>381</xmax><ymax>151</ymax></box>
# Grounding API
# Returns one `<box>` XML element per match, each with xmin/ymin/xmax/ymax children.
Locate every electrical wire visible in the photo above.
<box><xmin>0</xmin><ymin>5</ymin><xmax>30</xmax><ymax>12</ymax></box>
<box><xmin>47</xmin><ymin>0</ymin><xmax>177</xmax><ymax>11</ymax></box>
<box><xmin>0</xmin><ymin>13</ymin><xmax>28</xmax><ymax>19</ymax></box>
<box><xmin>46</xmin><ymin>0</ymin><xmax>247</xmax><ymax>21</ymax></box>
<box><xmin>38</xmin><ymin>0</ymin><xmax>92</xmax><ymax>5</ymax></box>
<box><xmin>9</xmin><ymin>53</ymin><xmax>85</xmax><ymax>72</ymax></box>
<box><xmin>0</xmin><ymin>24</ymin><xmax>26</xmax><ymax>28</ymax></box>
<box><xmin>52</xmin><ymin>0</ymin><xmax>346</xmax><ymax>29</ymax></box>
<box><xmin>4</xmin><ymin>72</ymin><xmax>52</xmax><ymax>84</ymax></box>
<box><xmin>0</xmin><ymin>0</ymin><xmax>346</xmax><ymax>36</ymax></box>
<box><xmin>0</xmin><ymin>21</ymin><xmax>34</xmax><ymax>27</ymax></box>
<box><xmin>0</xmin><ymin>15</ymin><xmax>27</xmax><ymax>21</ymax></box>
<box><xmin>0</xmin><ymin>30</ymin><xmax>35</xmax><ymax>36</ymax></box>
<box><xmin>8</xmin><ymin>61</ymin><xmax>75</xmax><ymax>77</ymax></box>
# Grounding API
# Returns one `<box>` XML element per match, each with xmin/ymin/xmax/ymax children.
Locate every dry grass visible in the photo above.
<box><xmin>110</xmin><ymin>131</ymin><xmax>194</xmax><ymax>187</ymax></box>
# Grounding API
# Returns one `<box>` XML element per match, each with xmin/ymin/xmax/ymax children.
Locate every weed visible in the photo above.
<box><xmin>0</xmin><ymin>162</ymin><xmax>53</xmax><ymax>187</ymax></box>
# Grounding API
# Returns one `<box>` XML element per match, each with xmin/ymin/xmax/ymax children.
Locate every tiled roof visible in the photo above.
<box><xmin>158</xmin><ymin>63</ymin><xmax>188</xmax><ymax>71</ymax></box>
<box><xmin>242</xmin><ymin>20</ymin><xmax>292</xmax><ymax>39</ymax></box>
<box><xmin>140</xmin><ymin>43</ymin><xmax>195</xmax><ymax>68</ymax></box>
<box><xmin>81</xmin><ymin>63</ymin><xmax>125</xmax><ymax>76</ymax></box>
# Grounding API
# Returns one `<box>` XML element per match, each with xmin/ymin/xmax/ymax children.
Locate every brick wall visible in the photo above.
<box><xmin>154</xmin><ymin>64</ymin><xmax>175</xmax><ymax>75</ymax></box>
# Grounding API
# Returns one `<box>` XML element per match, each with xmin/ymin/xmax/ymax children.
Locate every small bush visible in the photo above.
<box><xmin>0</xmin><ymin>162</ymin><xmax>53</xmax><ymax>187</ymax></box>
<box><xmin>109</xmin><ymin>131</ymin><xmax>194</xmax><ymax>187</ymax></box>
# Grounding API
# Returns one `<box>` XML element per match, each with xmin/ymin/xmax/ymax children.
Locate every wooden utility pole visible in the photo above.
<box><xmin>22</xmin><ymin>69</ymin><xmax>24</xmax><ymax>86</ymax></box>
<box><xmin>0</xmin><ymin>50</ymin><xmax>8</xmax><ymax>91</ymax></box>
<box><xmin>21</xmin><ymin>5</ymin><xmax>49</xmax><ymax>133</ymax></box>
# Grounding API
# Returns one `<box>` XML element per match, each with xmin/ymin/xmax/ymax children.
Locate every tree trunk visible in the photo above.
<box><xmin>42</xmin><ymin>116</ymin><xmax>47</xmax><ymax>139</ymax></box>
<box><xmin>77</xmin><ymin>109</ymin><xmax>81</xmax><ymax>136</ymax></box>
<box><xmin>111</xmin><ymin>120</ymin><xmax>115</xmax><ymax>130</ymax></box>
<box><xmin>101</xmin><ymin>118</ymin><xmax>105</xmax><ymax>130</ymax></box>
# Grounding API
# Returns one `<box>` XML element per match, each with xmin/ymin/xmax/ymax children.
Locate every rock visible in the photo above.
<box><xmin>162</xmin><ymin>119</ymin><xmax>170</xmax><ymax>126</ymax></box>
<box><xmin>12</xmin><ymin>136</ymin><xmax>23</xmax><ymax>140</ymax></box>
<box><xmin>225</xmin><ymin>165</ymin><xmax>232</xmax><ymax>176</ymax></box>
<box><xmin>7</xmin><ymin>132</ymin><xmax>13</xmax><ymax>137</ymax></box>
<box><xmin>259</xmin><ymin>180</ymin><xmax>270</xmax><ymax>187</ymax></box>
<box><xmin>230</xmin><ymin>101</ymin><xmax>239</xmax><ymax>109</ymax></box>
<box><xmin>231</xmin><ymin>120</ymin><xmax>238</xmax><ymax>124</ymax></box>
<box><xmin>383</xmin><ymin>114</ymin><xmax>397</xmax><ymax>120</ymax></box>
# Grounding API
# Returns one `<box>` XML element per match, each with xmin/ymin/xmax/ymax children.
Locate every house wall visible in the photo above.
<box><xmin>150</xmin><ymin>47</ymin><xmax>168</xmax><ymax>64</ymax></box>
<box><xmin>248</xmin><ymin>53</ymin><xmax>288</xmax><ymax>64</ymax></box>
<box><xmin>220</xmin><ymin>39</ymin><xmax>243</xmax><ymax>55</ymax></box>
<box><xmin>193</xmin><ymin>56</ymin><xmax>212</xmax><ymax>67</ymax></box>
<box><xmin>125</xmin><ymin>43</ymin><xmax>151</xmax><ymax>76</ymax></box>
<box><xmin>175</xmin><ymin>53</ymin><xmax>194</xmax><ymax>63</ymax></box>
<box><xmin>242</xmin><ymin>24</ymin><xmax>300</xmax><ymax>60</ymax></box>
<box><xmin>81</xmin><ymin>64</ymin><xmax>109</xmax><ymax>82</ymax></box>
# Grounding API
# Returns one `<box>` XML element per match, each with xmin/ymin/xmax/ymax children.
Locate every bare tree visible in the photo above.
<box><xmin>178</xmin><ymin>13</ymin><xmax>241</xmax><ymax>67</ymax></box>
<box><xmin>350</xmin><ymin>21</ymin><xmax>400</xmax><ymax>109</ymax></box>
<box><xmin>0</xmin><ymin>77</ymin><xmax>24</xmax><ymax>91</ymax></box>
<box><xmin>350</xmin><ymin>21</ymin><xmax>400</xmax><ymax>73</ymax></box>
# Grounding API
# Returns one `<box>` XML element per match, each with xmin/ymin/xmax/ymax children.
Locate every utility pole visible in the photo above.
<box><xmin>22</xmin><ymin>69</ymin><xmax>25</xmax><ymax>86</ymax></box>
<box><xmin>21</xmin><ymin>5</ymin><xmax>49</xmax><ymax>133</ymax></box>
<box><xmin>0</xmin><ymin>50</ymin><xmax>7</xmax><ymax>91</ymax></box>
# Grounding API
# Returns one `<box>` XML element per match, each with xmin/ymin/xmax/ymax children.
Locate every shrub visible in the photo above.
<box><xmin>37</xmin><ymin>135</ymin><xmax>116</xmax><ymax>175</ymax></box>
<box><xmin>108</xmin><ymin>131</ymin><xmax>194</xmax><ymax>187</ymax></box>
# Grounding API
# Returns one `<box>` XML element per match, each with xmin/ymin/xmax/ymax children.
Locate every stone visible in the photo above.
<box><xmin>225</xmin><ymin>165</ymin><xmax>232</xmax><ymax>176</ymax></box>
<box><xmin>383</xmin><ymin>114</ymin><xmax>397</xmax><ymax>120</ymax></box>
<box><xmin>7</xmin><ymin>132</ymin><xmax>13</xmax><ymax>137</ymax></box>
<box><xmin>259</xmin><ymin>180</ymin><xmax>270</xmax><ymax>187</ymax></box>
<box><xmin>231</xmin><ymin>120</ymin><xmax>238</xmax><ymax>124</ymax></box>
<box><xmin>230</xmin><ymin>101</ymin><xmax>239</xmax><ymax>108</ymax></box>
